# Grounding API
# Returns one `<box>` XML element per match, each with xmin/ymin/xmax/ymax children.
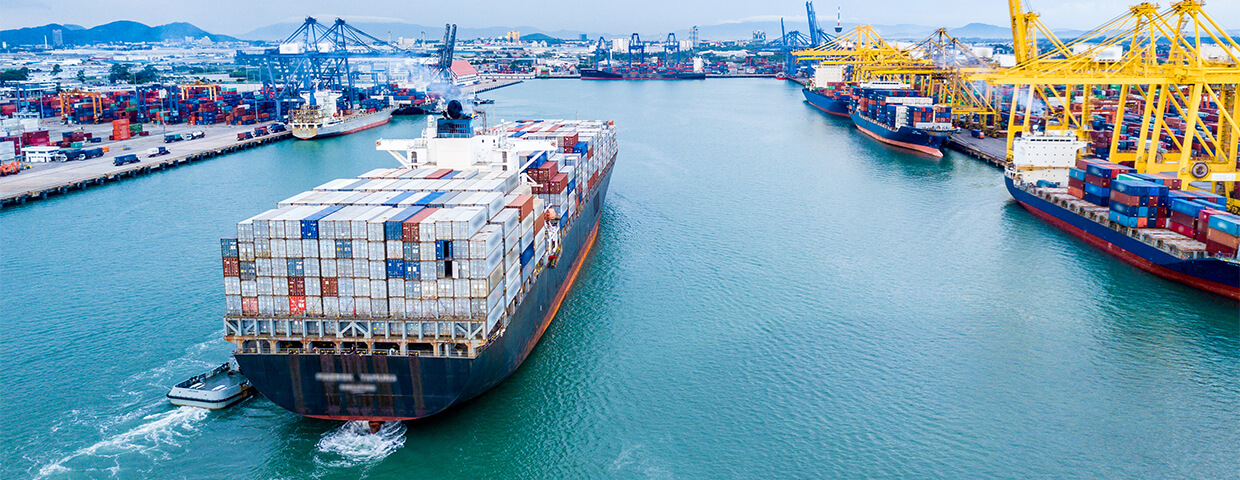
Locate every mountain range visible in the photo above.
<box><xmin>0</xmin><ymin>21</ymin><xmax>238</xmax><ymax>46</ymax></box>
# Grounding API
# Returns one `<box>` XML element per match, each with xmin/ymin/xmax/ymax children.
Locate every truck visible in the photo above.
<box><xmin>184</xmin><ymin>131</ymin><xmax>205</xmax><ymax>140</ymax></box>
<box><xmin>164</xmin><ymin>133</ymin><xmax>184</xmax><ymax>143</ymax></box>
<box><xmin>269</xmin><ymin>123</ymin><xmax>286</xmax><ymax>133</ymax></box>
<box><xmin>113</xmin><ymin>154</ymin><xmax>140</xmax><ymax>166</ymax></box>
<box><xmin>253</xmin><ymin>126</ymin><xmax>268</xmax><ymax>137</ymax></box>
<box><xmin>146</xmin><ymin>146</ymin><xmax>170</xmax><ymax>157</ymax></box>
<box><xmin>237</xmin><ymin>131</ymin><xmax>253</xmax><ymax>141</ymax></box>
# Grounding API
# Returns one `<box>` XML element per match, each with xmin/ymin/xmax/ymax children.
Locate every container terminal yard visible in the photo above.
<box><xmin>2</xmin><ymin>0</ymin><xmax>1239</xmax><ymax>477</ymax></box>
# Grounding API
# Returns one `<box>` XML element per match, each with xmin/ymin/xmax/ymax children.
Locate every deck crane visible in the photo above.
<box><xmin>976</xmin><ymin>0</ymin><xmax>1239</xmax><ymax>210</ymax></box>
<box><xmin>593</xmin><ymin>37</ymin><xmax>612</xmax><ymax>68</ymax></box>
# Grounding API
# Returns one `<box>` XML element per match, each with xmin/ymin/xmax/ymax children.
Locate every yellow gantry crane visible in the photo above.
<box><xmin>976</xmin><ymin>0</ymin><xmax>1239</xmax><ymax>210</ymax></box>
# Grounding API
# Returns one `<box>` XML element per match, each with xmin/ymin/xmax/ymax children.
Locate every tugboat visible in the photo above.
<box><xmin>167</xmin><ymin>361</ymin><xmax>254</xmax><ymax>409</ymax></box>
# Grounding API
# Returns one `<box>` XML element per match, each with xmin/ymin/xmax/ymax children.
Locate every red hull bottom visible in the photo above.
<box><xmin>1015</xmin><ymin>199</ymin><xmax>1240</xmax><ymax>300</ymax></box>
<box><xmin>807</xmin><ymin>101</ymin><xmax>850</xmax><ymax>118</ymax></box>
<box><xmin>854</xmin><ymin>123</ymin><xmax>944</xmax><ymax>157</ymax></box>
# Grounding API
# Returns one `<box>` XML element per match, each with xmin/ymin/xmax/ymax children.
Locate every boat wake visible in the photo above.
<box><xmin>35</xmin><ymin>407</ymin><xmax>209</xmax><ymax>478</ymax></box>
<box><xmin>314</xmin><ymin>421</ymin><xmax>407</xmax><ymax>467</ymax></box>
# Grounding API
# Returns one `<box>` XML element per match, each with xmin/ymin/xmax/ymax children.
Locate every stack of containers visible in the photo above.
<box><xmin>223</xmin><ymin>168</ymin><xmax>560</xmax><ymax>335</ymax></box>
<box><xmin>1066</xmin><ymin>158</ymin><xmax>1133</xmax><ymax>206</ymax></box>
<box><xmin>1167</xmin><ymin>190</ymin><xmax>1234</xmax><ymax>255</ymax></box>
<box><xmin>1106</xmin><ymin>179</ymin><xmax>1169</xmax><ymax>228</ymax></box>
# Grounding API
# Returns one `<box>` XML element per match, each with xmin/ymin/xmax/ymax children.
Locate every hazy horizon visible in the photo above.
<box><xmin>2</xmin><ymin>0</ymin><xmax>1237</xmax><ymax>38</ymax></box>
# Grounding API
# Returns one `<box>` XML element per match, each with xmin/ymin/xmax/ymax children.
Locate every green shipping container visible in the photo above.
<box><xmin>70</xmin><ymin>142</ymin><xmax>83</xmax><ymax>148</ymax></box>
<box><xmin>130</xmin><ymin>124</ymin><xmax>143</xmax><ymax>132</ymax></box>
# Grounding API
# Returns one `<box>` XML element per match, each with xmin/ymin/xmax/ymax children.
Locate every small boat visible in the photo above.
<box><xmin>167</xmin><ymin>361</ymin><xmax>253</xmax><ymax>409</ymax></box>
<box><xmin>472</xmin><ymin>97</ymin><xmax>494</xmax><ymax>105</ymax></box>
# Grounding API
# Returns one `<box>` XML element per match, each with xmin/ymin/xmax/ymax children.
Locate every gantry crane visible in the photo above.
<box><xmin>977</xmin><ymin>0</ymin><xmax>1239</xmax><ymax>209</ymax></box>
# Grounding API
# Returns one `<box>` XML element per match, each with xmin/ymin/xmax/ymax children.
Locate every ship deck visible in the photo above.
<box><xmin>1031</xmin><ymin>185</ymin><xmax>1212</xmax><ymax>260</ymax></box>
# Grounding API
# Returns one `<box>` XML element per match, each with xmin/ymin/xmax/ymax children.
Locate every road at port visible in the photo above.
<box><xmin>1</xmin><ymin>79</ymin><xmax>1236</xmax><ymax>479</ymax></box>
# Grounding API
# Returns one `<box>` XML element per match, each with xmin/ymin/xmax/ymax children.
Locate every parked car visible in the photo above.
<box><xmin>113</xmin><ymin>154</ymin><xmax>140</xmax><ymax>166</ymax></box>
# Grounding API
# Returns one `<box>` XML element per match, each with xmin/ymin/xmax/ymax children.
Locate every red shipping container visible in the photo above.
<box><xmin>1068</xmin><ymin>177</ymin><xmax>1085</xmax><ymax>190</ymax></box>
<box><xmin>289</xmin><ymin>296</ymin><xmax>306</xmax><ymax>315</ymax></box>
<box><xmin>1084</xmin><ymin>173</ymin><xmax>1111</xmax><ymax>188</ymax></box>
<box><xmin>321</xmin><ymin>277</ymin><xmax>339</xmax><ymax>297</ymax></box>
<box><xmin>242</xmin><ymin>297</ymin><xmax>259</xmax><ymax>315</ymax></box>
<box><xmin>426</xmin><ymin>168</ymin><xmax>453</xmax><ymax>179</ymax></box>
<box><xmin>1205</xmin><ymin>239</ymin><xmax>1238</xmax><ymax>257</ymax></box>
<box><xmin>1109</xmin><ymin>191</ymin><xmax>1141</xmax><ymax>207</ymax></box>
<box><xmin>1198</xmin><ymin>208</ymin><xmax>1225</xmax><ymax>237</ymax></box>
<box><xmin>402</xmin><ymin>207</ymin><xmax>438</xmax><ymax>240</ymax></box>
<box><xmin>1170</xmin><ymin>210</ymin><xmax>1196</xmax><ymax>228</ymax></box>
<box><xmin>1168</xmin><ymin>219</ymin><xmax>1196</xmax><ymax>238</ymax></box>
<box><xmin>288</xmin><ymin>277</ymin><xmax>306</xmax><ymax>296</ymax></box>
<box><xmin>534</xmin><ymin>211</ymin><xmax>546</xmax><ymax>232</ymax></box>
<box><xmin>222</xmin><ymin>257</ymin><xmax>240</xmax><ymax>276</ymax></box>
<box><xmin>1207</xmin><ymin>228</ymin><xmax>1240</xmax><ymax>249</ymax></box>
<box><xmin>507</xmin><ymin>194</ymin><xmax>534</xmax><ymax>219</ymax></box>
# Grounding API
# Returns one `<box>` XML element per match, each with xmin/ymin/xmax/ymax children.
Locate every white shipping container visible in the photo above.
<box><xmin>388</xmin><ymin>278</ymin><xmax>405</xmax><ymax>298</ymax></box>
<box><xmin>305</xmin><ymin>258</ymin><xmax>320</xmax><ymax>277</ymax></box>
<box><xmin>339</xmin><ymin>296</ymin><xmax>355</xmax><ymax>315</ymax></box>
<box><xmin>225</xmin><ymin>295</ymin><xmax>242</xmax><ymax>315</ymax></box>
<box><xmin>307</xmin><ymin>297</ymin><xmax>323</xmax><ymax>316</ymax></box>
<box><xmin>438</xmin><ymin>298</ymin><xmax>454</xmax><ymax>317</ymax></box>
<box><xmin>353</xmin><ymin>258</ymin><xmax>368</xmax><ymax>277</ymax></box>
<box><xmin>318</xmin><ymin>239</ymin><xmax>335</xmax><ymax>258</ymax></box>
<box><xmin>369</xmin><ymin>261</ymin><xmax>385</xmax><ymax>280</ymax></box>
<box><xmin>304</xmin><ymin>239</ymin><xmax>319</xmax><ymax>258</ymax></box>
<box><xmin>454</xmin><ymin>278</ymin><xmax>470</xmax><ymax>297</ymax></box>
<box><xmin>387</xmin><ymin>240</ymin><xmax>402</xmax><ymax>258</ymax></box>
<box><xmin>322</xmin><ymin>259</ymin><xmax>338</xmax><ymax>277</ymax></box>
<box><xmin>351</xmin><ymin>239</ymin><xmax>367</xmax><ymax>257</ymax></box>
<box><xmin>371</xmin><ymin>279</ymin><xmax>387</xmax><ymax>299</ymax></box>
<box><xmin>355</xmin><ymin>278</ymin><xmax>371</xmax><ymax>297</ymax></box>
<box><xmin>372</xmin><ymin>299</ymin><xmax>388</xmax><ymax>317</ymax></box>
<box><xmin>405</xmin><ymin>280</ymin><xmax>421</xmax><ymax>299</ymax></box>
<box><xmin>241</xmin><ymin>280</ymin><xmax>257</xmax><ymax>297</ymax></box>
<box><xmin>389</xmin><ymin>298</ymin><xmax>407</xmax><ymax>318</ymax></box>
<box><xmin>273</xmin><ymin>259</ymin><xmax>288</xmax><ymax>277</ymax></box>
<box><xmin>224</xmin><ymin>277</ymin><xmax>241</xmax><ymax>295</ymax></box>
<box><xmin>239</xmin><ymin>241</ymin><xmax>255</xmax><ymax>261</ymax></box>
<box><xmin>258</xmin><ymin>277</ymin><xmax>274</xmax><ymax>295</ymax></box>
<box><xmin>368</xmin><ymin>242</ymin><xmax>386</xmax><ymax>261</ymax></box>
<box><xmin>339</xmin><ymin>277</ymin><xmax>355</xmax><ymax>297</ymax></box>
<box><xmin>255</xmin><ymin>239</ymin><xmax>271</xmax><ymax>258</ymax></box>
<box><xmin>274</xmin><ymin>277</ymin><xmax>289</xmax><ymax>296</ymax></box>
<box><xmin>259</xmin><ymin>296</ymin><xmax>275</xmax><ymax>315</ymax></box>
<box><xmin>324</xmin><ymin>296</ymin><xmax>339</xmax><ymax>316</ymax></box>
<box><xmin>355</xmin><ymin>297</ymin><xmax>372</xmax><ymax>316</ymax></box>
<box><xmin>420</xmin><ymin>280</ymin><xmax>437</xmax><ymax>299</ymax></box>
<box><xmin>306</xmin><ymin>277</ymin><xmax>322</xmax><ymax>296</ymax></box>
<box><xmin>438</xmin><ymin>280</ymin><xmax>453</xmax><ymax>298</ymax></box>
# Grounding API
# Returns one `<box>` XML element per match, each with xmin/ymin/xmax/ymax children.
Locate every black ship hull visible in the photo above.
<box><xmin>234</xmin><ymin>167</ymin><xmax>614</xmax><ymax>420</ymax></box>
<box><xmin>580</xmin><ymin>68</ymin><xmax>705</xmax><ymax>80</ymax></box>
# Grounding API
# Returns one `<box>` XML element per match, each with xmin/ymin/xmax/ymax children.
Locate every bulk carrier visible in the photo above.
<box><xmin>1005</xmin><ymin>130</ymin><xmax>1240</xmax><ymax>300</ymax></box>
<box><xmin>290</xmin><ymin>91</ymin><xmax>396</xmax><ymax>140</ymax></box>
<box><xmin>220</xmin><ymin>110</ymin><xmax>617</xmax><ymax>420</ymax></box>
<box><xmin>848</xmin><ymin>81</ymin><xmax>955</xmax><ymax>157</ymax></box>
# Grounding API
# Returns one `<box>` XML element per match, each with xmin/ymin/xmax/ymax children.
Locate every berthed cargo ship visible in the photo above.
<box><xmin>1004</xmin><ymin>130</ymin><xmax>1240</xmax><ymax>300</ymax></box>
<box><xmin>220</xmin><ymin>112</ymin><xmax>618</xmax><ymax>420</ymax></box>
<box><xmin>802</xmin><ymin>65</ymin><xmax>852</xmax><ymax>117</ymax></box>
<box><xmin>848</xmin><ymin>81</ymin><xmax>955</xmax><ymax>157</ymax></box>
<box><xmin>579</xmin><ymin>66</ymin><xmax>705</xmax><ymax>80</ymax></box>
<box><xmin>290</xmin><ymin>91</ymin><xmax>395</xmax><ymax>140</ymax></box>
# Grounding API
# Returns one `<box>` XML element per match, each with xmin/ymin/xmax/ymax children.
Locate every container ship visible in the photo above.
<box><xmin>1004</xmin><ymin>130</ymin><xmax>1240</xmax><ymax>300</ymax></box>
<box><xmin>580</xmin><ymin>66</ymin><xmax>705</xmax><ymax>80</ymax></box>
<box><xmin>219</xmin><ymin>109</ymin><xmax>618</xmax><ymax>420</ymax></box>
<box><xmin>849</xmin><ymin>81</ymin><xmax>955</xmax><ymax>157</ymax></box>
<box><xmin>802</xmin><ymin>65</ymin><xmax>852</xmax><ymax>117</ymax></box>
<box><xmin>290</xmin><ymin>91</ymin><xmax>395</xmax><ymax>140</ymax></box>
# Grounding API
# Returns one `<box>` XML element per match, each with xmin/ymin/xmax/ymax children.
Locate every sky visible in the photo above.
<box><xmin>0</xmin><ymin>0</ymin><xmax>1237</xmax><ymax>36</ymax></box>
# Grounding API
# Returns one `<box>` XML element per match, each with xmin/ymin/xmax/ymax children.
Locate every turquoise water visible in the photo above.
<box><xmin>2</xmin><ymin>79</ymin><xmax>1237</xmax><ymax>479</ymax></box>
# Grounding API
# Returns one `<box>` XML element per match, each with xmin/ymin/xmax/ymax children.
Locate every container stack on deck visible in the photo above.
<box><xmin>501</xmin><ymin>120</ymin><xmax>617</xmax><ymax>221</ymax></box>
<box><xmin>223</xmin><ymin>169</ymin><xmax>548</xmax><ymax>333</ymax></box>
<box><xmin>1066</xmin><ymin>157</ymin><xmax>1238</xmax><ymax>257</ymax></box>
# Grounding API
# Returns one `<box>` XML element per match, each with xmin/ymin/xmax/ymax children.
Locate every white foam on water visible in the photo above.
<box><xmin>314</xmin><ymin>421</ymin><xmax>407</xmax><ymax>467</ymax></box>
<box><xmin>35</xmin><ymin>406</ymin><xmax>208</xmax><ymax>479</ymax></box>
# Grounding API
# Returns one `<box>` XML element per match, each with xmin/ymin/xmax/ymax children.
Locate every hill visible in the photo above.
<box><xmin>0</xmin><ymin>21</ymin><xmax>238</xmax><ymax>46</ymax></box>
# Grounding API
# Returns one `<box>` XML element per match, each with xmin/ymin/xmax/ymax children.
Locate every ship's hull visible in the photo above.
<box><xmin>802</xmin><ymin>88</ymin><xmax>850</xmax><ymax>118</ymax></box>
<box><xmin>234</xmin><ymin>167</ymin><xmax>615</xmax><ymax>420</ymax></box>
<box><xmin>850</xmin><ymin>110</ymin><xmax>946</xmax><ymax>157</ymax></box>
<box><xmin>1006</xmin><ymin>176</ymin><xmax>1240</xmax><ymax>300</ymax></box>
<box><xmin>580</xmin><ymin>68</ymin><xmax>705</xmax><ymax>80</ymax></box>
<box><xmin>292</xmin><ymin>109</ymin><xmax>394</xmax><ymax>140</ymax></box>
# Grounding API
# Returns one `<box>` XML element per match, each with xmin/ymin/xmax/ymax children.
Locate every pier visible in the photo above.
<box><xmin>945</xmin><ymin>133</ymin><xmax>1010</xmax><ymax>168</ymax></box>
<box><xmin>0</xmin><ymin>124</ymin><xmax>289</xmax><ymax>208</ymax></box>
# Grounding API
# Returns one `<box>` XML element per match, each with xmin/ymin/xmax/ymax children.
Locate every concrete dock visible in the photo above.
<box><xmin>0</xmin><ymin>122</ymin><xmax>288</xmax><ymax>208</ymax></box>
<box><xmin>945</xmin><ymin>133</ymin><xmax>1010</xmax><ymax>167</ymax></box>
